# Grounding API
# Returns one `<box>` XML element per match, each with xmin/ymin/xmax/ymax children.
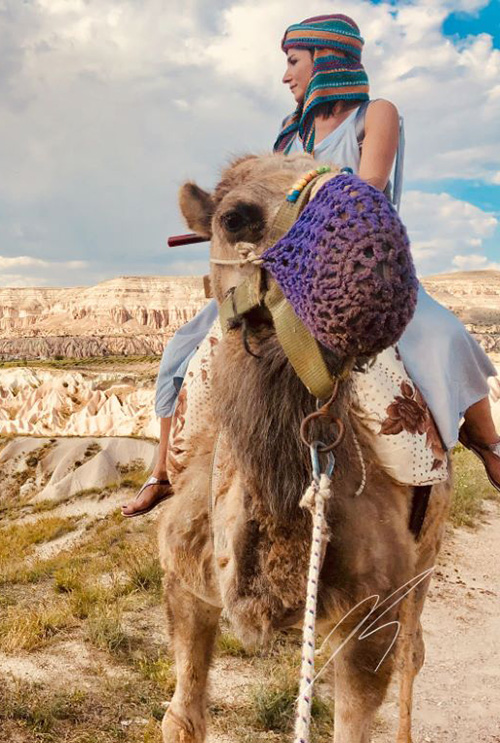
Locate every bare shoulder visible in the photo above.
<box><xmin>365</xmin><ymin>99</ymin><xmax>399</xmax><ymax>128</ymax></box>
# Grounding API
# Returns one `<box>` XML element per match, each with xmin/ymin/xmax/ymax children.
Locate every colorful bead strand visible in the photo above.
<box><xmin>286</xmin><ymin>165</ymin><xmax>332</xmax><ymax>203</ymax></box>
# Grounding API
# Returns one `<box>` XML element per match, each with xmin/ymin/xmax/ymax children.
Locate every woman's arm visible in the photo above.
<box><xmin>357</xmin><ymin>99</ymin><xmax>399</xmax><ymax>191</ymax></box>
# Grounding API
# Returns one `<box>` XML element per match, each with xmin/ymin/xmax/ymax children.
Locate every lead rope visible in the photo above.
<box><xmin>294</xmin><ymin>442</ymin><xmax>335</xmax><ymax>743</ymax></box>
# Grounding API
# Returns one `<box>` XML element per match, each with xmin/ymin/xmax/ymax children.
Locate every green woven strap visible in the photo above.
<box><xmin>263</xmin><ymin>281</ymin><xmax>334</xmax><ymax>399</ymax></box>
<box><xmin>219</xmin><ymin>271</ymin><xmax>263</xmax><ymax>333</ymax></box>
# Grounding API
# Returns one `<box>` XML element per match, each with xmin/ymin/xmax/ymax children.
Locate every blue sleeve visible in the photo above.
<box><xmin>155</xmin><ymin>299</ymin><xmax>218</xmax><ymax>417</ymax></box>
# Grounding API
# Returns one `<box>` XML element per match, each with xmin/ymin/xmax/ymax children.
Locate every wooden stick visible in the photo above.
<box><xmin>167</xmin><ymin>233</ymin><xmax>209</xmax><ymax>247</ymax></box>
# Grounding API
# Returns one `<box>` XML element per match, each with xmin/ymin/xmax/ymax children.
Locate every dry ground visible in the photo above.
<box><xmin>0</xmin><ymin>437</ymin><xmax>499</xmax><ymax>743</ymax></box>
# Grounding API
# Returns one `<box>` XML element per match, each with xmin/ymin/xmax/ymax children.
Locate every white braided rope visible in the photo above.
<box><xmin>294</xmin><ymin>472</ymin><xmax>332</xmax><ymax>743</ymax></box>
<box><xmin>352</xmin><ymin>428</ymin><xmax>367</xmax><ymax>497</ymax></box>
<box><xmin>209</xmin><ymin>241</ymin><xmax>263</xmax><ymax>266</ymax></box>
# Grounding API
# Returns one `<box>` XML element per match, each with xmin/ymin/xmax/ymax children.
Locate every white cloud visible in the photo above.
<box><xmin>0</xmin><ymin>255</ymin><xmax>89</xmax><ymax>270</ymax></box>
<box><xmin>401</xmin><ymin>190</ymin><xmax>498</xmax><ymax>276</ymax></box>
<box><xmin>0</xmin><ymin>255</ymin><xmax>48</xmax><ymax>269</ymax></box>
<box><xmin>0</xmin><ymin>0</ymin><xmax>499</xmax><ymax>285</ymax></box>
<box><xmin>452</xmin><ymin>253</ymin><xmax>500</xmax><ymax>270</ymax></box>
<box><xmin>0</xmin><ymin>274</ymin><xmax>49</xmax><ymax>288</ymax></box>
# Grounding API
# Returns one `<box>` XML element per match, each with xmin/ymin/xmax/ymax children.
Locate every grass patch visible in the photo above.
<box><xmin>0</xmin><ymin>681</ymin><xmax>87</xmax><ymax>735</ymax></box>
<box><xmin>450</xmin><ymin>445</ymin><xmax>499</xmax><ymax>528</ymax></box>
<box><xmin>118</xmin><ymin>467</ymin><xmax>149</xmax><ymax>490</ymax></box>
<box><xmin>86</xmin><ymin>605</ymin><xmax>129</xmax><ymax>654</ymax></box>
<box><xmin>0</xmin><ymin>515</ymin><xmax>80</xmax><ymax>563</ymax></box>
<box><xmin>134</xmin><ymin>652</ymin><xmax>176</xmax><ymax>695</ymax></box>
<box><xmin>217</xmin><ymin>629</ymin><xmax>250</xmax><ymax>658</ymax></box>
<box><xmin>0</xmin><ymin>676</ymin><xmax>168</xmax><ymax>742</ymax></box>
<box><xmin>0</xmin><ymin>599</ymin><xmax>75</xmax><ymax>651</ymax></box>
<box><xmin>123</xmin><ymin>545</ymin><xmax>163</xmax><ymax>595</ymax></box>
<box><xmin>248</xmin><ymin>681</ymin><xmax>333</xmax><ymax>740</ymax></box>
<box><xmin>0</xmin><ymin>511</ymin><xmax>147</xmax><ymax>587</ymax></box>
<box><xmin>209</xmin><ymin>640</ymin><xmax>334</xmax><ymax>741</ymax></box>
<box><xmin>250</xmin><ymin>682</ymin><xmax>297</xmax><ymax>733</ymax></box>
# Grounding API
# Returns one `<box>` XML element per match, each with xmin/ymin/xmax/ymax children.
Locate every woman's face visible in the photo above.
<box><xmin>282</xmin><ymin>48</ymin><xmax>314</xmax><ymax>105</ymax></box>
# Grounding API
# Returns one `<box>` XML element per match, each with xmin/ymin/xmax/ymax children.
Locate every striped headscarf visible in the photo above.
<box><xmin>274</xmin><ymin>14</ymin><xmax>369</xmax><ymax>154</ymax></box>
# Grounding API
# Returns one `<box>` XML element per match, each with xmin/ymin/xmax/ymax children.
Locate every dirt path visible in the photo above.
<box><xmin>374</xmin><ymin>501</ymin><xmax>500</xmax><ymax>742</ymax></box>
<box><xmin>2</xmin><ymin>432</ymin><xmax>499</xmax><ymax>741</ymax></box>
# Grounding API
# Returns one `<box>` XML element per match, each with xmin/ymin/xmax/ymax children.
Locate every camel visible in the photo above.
<box><xmin>157</xmin><ymin>152</ymin><xmax>452</xmax><ymax>743</ymax></box>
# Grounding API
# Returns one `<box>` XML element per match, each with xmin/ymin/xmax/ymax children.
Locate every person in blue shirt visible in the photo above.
<box><xmin>122</xmin><ymin>13</ymin><xmax>500</xmax><ymax>516</ymax></box>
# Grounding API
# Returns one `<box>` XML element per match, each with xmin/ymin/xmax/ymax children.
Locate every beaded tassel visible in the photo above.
<box><xmin>286</xmin><ymin>165</ymin><xmax>332</xmax><ymax>203</ymax></box>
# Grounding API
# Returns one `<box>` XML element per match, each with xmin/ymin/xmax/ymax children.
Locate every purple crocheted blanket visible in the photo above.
<box><xmin>262</xmin><ymin>174</ymin><xmax>418</xmax><ymax>358</ymax></box>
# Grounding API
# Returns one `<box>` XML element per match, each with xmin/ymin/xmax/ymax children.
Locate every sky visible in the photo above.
<box><xmin>0</xmin><ymin>0</ymin><xmax>499</xmax><ymax>287</ymax></box>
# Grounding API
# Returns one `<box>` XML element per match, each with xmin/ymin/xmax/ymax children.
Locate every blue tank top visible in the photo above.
<box><xmin>287</xmin><ymin>106</ymin><xmax>361</xmax><ymax>172</ymax></box>
<box><xmin>286</xmin><ymin>103</ymin><xmax>405</xmax><ymax>210</ymax></box>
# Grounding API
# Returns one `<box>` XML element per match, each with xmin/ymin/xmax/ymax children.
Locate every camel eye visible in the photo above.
<box><xmin>219</xmin><ymin>202</ymin><xmax>265</xmax><ymax>242</ymax></box>
<box><xmin>222</xmin><ymin>210</ymin><xmax>246</xmax><ymax>232</ymax></box>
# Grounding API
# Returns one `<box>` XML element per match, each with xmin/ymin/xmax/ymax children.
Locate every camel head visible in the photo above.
<box><xmin>179</xmin><ymin>153</ymin><xmax>336</xmax><ymax>303</ymax></box>
<box><xmin>179</xmin><ymin>153</ymin><xmax>418</xmax><ymax>362</ymax></box>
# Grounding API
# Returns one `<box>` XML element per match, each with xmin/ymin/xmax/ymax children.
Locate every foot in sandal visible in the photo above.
<box><xmin>121</xmin><ymin>474</ymin><xmax>174</xmax><ymax>518</ymax></box>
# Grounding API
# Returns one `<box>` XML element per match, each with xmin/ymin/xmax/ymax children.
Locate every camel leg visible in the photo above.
<box><xmin>396</xmin><ymin>577</ymin><xmax>430</xmax><ymax>743</ymax></box>
<box><xmin>332</xmin><ymin>618</ymin><xmax>397</xmax><ymax>743</ymax></box>
<box><xmin>397</xmin><ymin>480</ymin><xmax>451</xmax><ymax>742</ymax></box>
<box><xmin>162</xmin><ymin>576</ymin><xmax>221</xmax><ymax>743</ymax></box>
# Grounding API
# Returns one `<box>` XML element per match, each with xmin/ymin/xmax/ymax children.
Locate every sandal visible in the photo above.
<box><xmin>458</xmin><ymin>426</ymin><xmax>500</xmax><ymax>493</ymax></box>
<box><xmin>121</xmin><ymin>475</ymin><xmax>174</xmax><ymax>518</ymax></box>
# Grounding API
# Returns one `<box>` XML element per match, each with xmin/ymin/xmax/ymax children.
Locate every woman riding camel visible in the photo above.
<box><xmin>122</xmin><ymin>13</ymin><xmax>500</xmax><ymax>517</ymax></box>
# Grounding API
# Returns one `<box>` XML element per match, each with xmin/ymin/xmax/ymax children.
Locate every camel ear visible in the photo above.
<box><xmin>179</xmin><ymin>182</ymin><xmax>214</xmax><ymax>238</ymax></box>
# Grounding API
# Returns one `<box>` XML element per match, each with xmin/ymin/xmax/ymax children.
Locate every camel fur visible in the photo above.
<box><xmin>158</xmin><ymin>153</ymin><xmax>452</xmax><ymax>743</ymax></box>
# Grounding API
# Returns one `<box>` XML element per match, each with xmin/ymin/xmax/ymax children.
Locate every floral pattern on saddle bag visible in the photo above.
<box><xmin>351</xmin><ymin>346</ymin><xmax>448</xmax><ymax>485</ymax></box>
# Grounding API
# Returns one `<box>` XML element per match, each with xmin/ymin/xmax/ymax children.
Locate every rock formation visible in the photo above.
<box><xmin>0</xmin><ymin>367</ymin><xmax>158</xmax><ymax>438</ymax></box>
<box><xmin>422</xmin><ymin>270</ymin><xmax>500</xmax><ymax>362</ymax></box>
<box><xmin>0</xmin><ymin>276</ymin><xmax>207</xmax><ymax>360</ymax></box>
<box><xmin>0</xmin><ymin>270</ymin><xmax>499</xmax><ymax>441</ymax></box>
<box><xmin>0</xmin><ymin>436</ymin><xmax>157</xmax><ymax>505</ymax></box>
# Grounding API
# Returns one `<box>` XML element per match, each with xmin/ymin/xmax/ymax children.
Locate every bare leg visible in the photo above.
<box><xmin>462</xmin><ymin>396</ymin><xmax>500</xmax><ymax>487</ymax></box>
<box><xmin>464</xmin><ymin>396</ymin><xmax>499</xmax><ymax>443</ymax></box>
<box><xmin>122</xmin><ymin>416</ymin><xmax>172</xmax><ymax>515</ymax></box>
<box><xmin>162</xmin><ymin>576</ymin><xmax>220</xmax><ymax>743</ymax></box>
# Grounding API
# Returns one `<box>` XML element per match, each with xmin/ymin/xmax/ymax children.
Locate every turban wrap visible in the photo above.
<box><xmin>274</xmin><ymin>14</ymin><xmax>370</xmax><ymax>154</ymax></box>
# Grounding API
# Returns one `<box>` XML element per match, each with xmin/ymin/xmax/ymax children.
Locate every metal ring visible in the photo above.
<box><xmin>300</xmin><ymin>413</ymin><xmax>345</xmax><ymax>452</ymax></box>
<box><xmin>316</xmin><ymin>419</ymin><xmax>345</xmax><ymax>453</ymax></box>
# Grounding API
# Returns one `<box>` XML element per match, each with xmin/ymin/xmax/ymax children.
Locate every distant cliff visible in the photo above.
<box><xmin>421</xmin><ymin>270</ymin><xmax>500</xmax><ymax>361</ymax></box>
<box><xmin>0</xmin><ymin>276</ymin><xmax>207</xmax><ymax>360</ymax></box>
<box><xmin>0</xmin><ymin>271</ymin><xmax>499</xmax><ymax>362</ymax></box>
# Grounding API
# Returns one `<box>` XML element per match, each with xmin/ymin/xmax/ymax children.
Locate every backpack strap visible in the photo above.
<box><xmin>354</xmin><ymin>99</ymin><xmax>405</xmax><ymax>211</ymax></box>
